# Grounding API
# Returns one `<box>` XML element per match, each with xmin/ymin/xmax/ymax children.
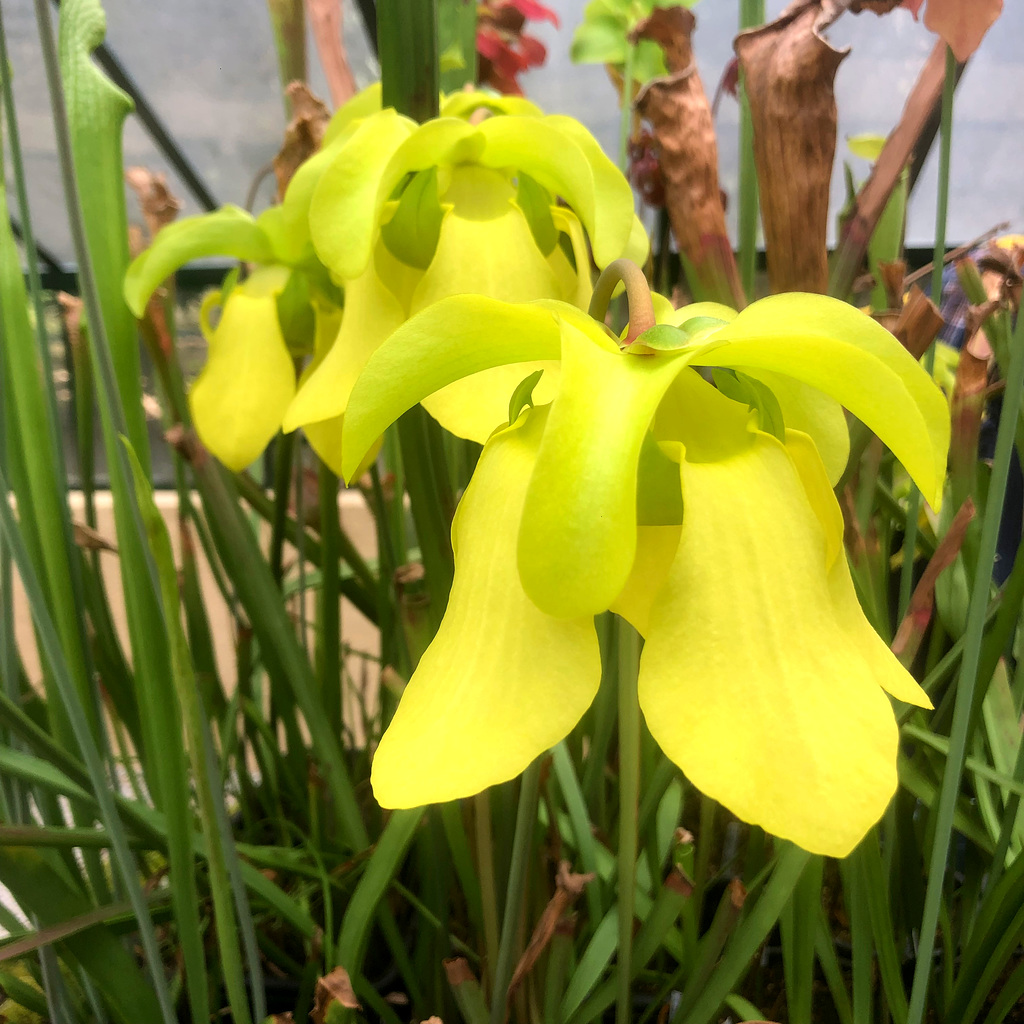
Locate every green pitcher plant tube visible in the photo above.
<box><xmin>339</xmin><ymin>270</ymin><xmax>950</xmax><ymax>859</ymax></box>
<box><xmin>124</xmin><ymin>84</ymin><xmax>646</xmax><ymax>473</ymax></box>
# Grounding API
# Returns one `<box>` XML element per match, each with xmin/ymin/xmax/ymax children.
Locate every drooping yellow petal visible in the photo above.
<box><xmin>371</xmin><ymin>406</ymin><xmax>600</xmax><ymax>808</ymax></box>
<box><xmin>282</xmin><ymin>243</ymin><xmax>408</xmax><ymax>456</ymax></box>
<box><xmin>685</xmin><ymin>293</ymin><xmax>949</xmax><ymax>508</ymax></box>
<box><xmin>341</xmin><ymin>297</ymin><xmax>571</xmax><ymax>482</ymax></box>
<box><xmin>308</xmin><ymin>109</ymin><xmax>422</xmax><ymax>280</ymax></box>
<box><xmin>477</xmin><ymin>115</ymin><xmax>635</xmax><ymax>268</ymax></box>
<box><xmin>410</xmin><ymin>166</ymin><xmax>566</xmax><ymax>442</ymax></box>
<box><xmin>518</xmin><ymin>322</ymin><xmax>688</xmax><ymax>619</ymax></box>
<box><xmin>784</xmin><ymin>428</ymin><xmax>930</xmax><ymax>708</ymax></box>
<box><xmin>609</xmin><ymin>524</ymin><xmax>682</xmax><ymax>636</ymax></box>
<box><xmin>639</xmin><ymin>431</ymin><xmax>904</xmax><ymax>858</ymax></box>
<box><xmin>830</xmin><ymin>552</ymin><xmax>933</xmax><ymax>708</ymax></box>
<box><xmin>124</xmin><ymin>206</ymin><xmax>275</xmax><ymax>317</ymax></box>
<box><xmin>549</xmin><ymin>205</ymin><xmax>593</xmax><ymax>311</ymax></box>
<box><xmin>189</xmin><ymin>267</ymin><xmax>295</xmax><ymax>471</ymax></box>
<box><xmin>758</xmin><ymin>371</ymin><xmax>850</xmax><ymax>486</ymax></box>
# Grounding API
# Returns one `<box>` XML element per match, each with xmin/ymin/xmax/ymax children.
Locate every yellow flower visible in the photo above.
<box><xmin>124</xmin><ymin>87</ymin><xmax>645</xmax><ymax>474</ymax></box>
<box><xmin>339</xmin><ymin>287</ymin><xmax>949</xmax><ymax>857</ymax></box>
<box><xmin>282</xmin><ymin>94</ymin><xmax>648</xmax><ymax>466</ymax></box>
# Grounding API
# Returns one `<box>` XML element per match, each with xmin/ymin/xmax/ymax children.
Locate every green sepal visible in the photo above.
<box><xmin>508</xmin><ymin>369</ymin><xmax>545</xmax><ymax>426</ymax></box>
<box><xmin>380</xmin><ymin>166</ymin><xmax>446</xmax><ymax>269</ymax></box>
<box><xmin>636</xmin><ymin>432</ymin><xmax>684</xmax><ymax>526</ymax></box>
<box><xmin>124</xmin><ymin>206</ymin><xmax>275</xmax><ymax>316</ymax></box>
<box><xmin>680</xmin><ymin>315</ymin><xmax>731</xmax><ymax>334</ymax></box>
<box><xmin>631</xmin><ymin>324</ymin><xmax>691</xmax><ymax>352</ymax></box>
<box><xmin>275</xmin><ymin>270</ymin><xmax>316</xmax><ymax>356</ymax></box>
<box><xmin>516</xmin><ymin>172</ymin><xmax>558</xmax><ymax>256</ymax></box>
<box><xmin>712</xmin><ymin>368</ymin><xmax>786</xmax><ymax>442</ymax></box>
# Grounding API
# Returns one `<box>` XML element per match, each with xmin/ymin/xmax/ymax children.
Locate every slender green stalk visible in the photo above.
<box><xmin>0</xmin><ymin>467</ymin><xmax>175</xmax><ymax>1024</ymax></box>
<box><xmin>737</xmin><ymin>0</ymin><xmax>763</xmax><ymax>299</ymax></box>
<box><xmin>378</xmin><ymin>0</ymin><xmax>440</xmax><ymax>122</ymax></box>
<box><xmin>618</xmin><ymin>41</ymin><xmax>635</xmax><ymax>174</ymax></box>
<box><xmin>899</xmin><ymin>47</ymin><xmax>955</xmax><ymax>622</ymax></box>
<box><xmin>474</xmin><ymin>791</ymin><xmax>501</xmax><ymax>992</ymax></box>
<box><xmin>318</xmin><ymin>461</ymin><xmax>343</xmax><ymax>738</ymax></box>
<box><xmin>615</xmin><ymin>622</ymin><xmax>641</xmax><ymax>1024</ymax></box>
<box><xmin>489</xmin><ymin>760</ymin><xmax>541</xmax><ymax>1024</ymax></box>
<box><xmin>906</xmin><ymin>198</ymin><xmax>1024</xmax><ymax>1024</ymax></box>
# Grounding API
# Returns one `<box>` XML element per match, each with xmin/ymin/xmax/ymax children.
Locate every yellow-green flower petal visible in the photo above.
<box><xmin>124</xmin><ymin>206</ymin><xmax>275</xmax><ymax>317</ymax></box>
<box><xmin>518</xmin><ymin>322</ymin><xmax>688</xmax><ymax>619</ymax></box>
<box><xmin>321</xmin><ymin>82</ymin><xmax>383</xmax><ymax>145</ymax></box>
<box><xmin>439</xmin><ymin>91</ymin><xmax>543</xmax><ymax>119</ymax></box>
<box><xmin>477</xmin><ymin>115</ymin><xmax>634</xmax><ymax>268</ymax></box>
<box><xmin>410</xmin><ymin>166</ymin><xmax>568</xmax><ymax>442</ymax></box>
<box><xmin>609</xmin><ymin>524</ymin><xmax>682</xmax><ymax>636</ymax></box>
<box><xmin>341</xmin><ymin>297</ymin><xmax>572</xmax><ymax>481</ymax></box>
<box><xmin>190</xmin><ymin>267</ymin><xmax>294</xmax><ymax>471</ymax></box>
<box><xmin>763</xmin><ymin>371</ymin><xmax>850</xmax><ymax>486</ymax></box>
<box><xmin>829</xmin><ymin>551</ymin><xmax>933</xmax><ymax>708</ymax></box>
<box><xmin>282</xmin><ymin>244</ymin><xmax>408</xmax><ymax>441</ymax></box>
<box><xmin>639</xmin><ymin>431</ymin><xmax>903</xmax><ymax>858</ymax></box>
<box><xmin>550</xmin><ymin>206</ymin><xmax>594</xmax><ymax>311</ymax></box>
<box><xmin>371</xmin><ymin>406</ymin><xmax>600</xmax><ymax>808</ymax></box>
<box><xmin>308</xmin><ymin>109</ymin><xmax>421</xmax><ymax>280</ymax></box>
<box><xmin>687</xmin><ymin>293</ymin><xmax>949</xmax><ymax>507</ymax></box>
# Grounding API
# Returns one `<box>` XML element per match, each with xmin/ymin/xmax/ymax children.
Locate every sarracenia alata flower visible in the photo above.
<box><xmin>340</xmin><ymin>278</ymin><xmax>949</xmax><ymax>858</ymax></box>
<box><xmin>124</xmin><ymin>85</ymin><xmax>643</xmax><ymax>471</ymax></box>
<box><xmin>283</xmin><ymin>92</ymin><xmax>647</xmax><ymax>464</ymax></box>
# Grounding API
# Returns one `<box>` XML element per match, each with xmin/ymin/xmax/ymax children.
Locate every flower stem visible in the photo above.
<box><xmin>590</xmin><ymin>259</ymin><xmax>656</xmax><ymax>344</ymax></box>
<box><xmin>489</xmin><ymin>761</ymin><xmax>541</xmax><ymax>1024</ymax></box>
<box><xmin>618</xmin><ymin>41</ymin><xmax>635</xmax><ymax>174</ymax></box>
<box><xmin>906</xmin><ymin>76</ymin><xmax>1024</xmax><ymax>1024</ymax></box>
<box><xmin>898</xmin><ymin>45</ymin><xmax>955</xmax><ymax>622</ymax></box>
<box><xmin>737</xmin><ymin>0</ymin><xmax>764</xmax><ymax>300</ymax></box>
<box><xmin>616</xmin><ymin>620</ymin><xmax>642</xmax><ymax>1024</ymax></box>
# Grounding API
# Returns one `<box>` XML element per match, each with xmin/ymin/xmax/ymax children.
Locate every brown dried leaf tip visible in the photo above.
<box><xmin>507</xmin><ymin>860</ymin><xmax>596</xmax><ymax>997</ymax></box>
<box><xmin>735</xmin><ymin>1</ymin><xmax>849</xmax><ymax>294</ymax></box>
<box><xmin>633</xmin><ymin>6</ymin><xmax>745</xmax><ymax>308</ymax></box>
<box><xmin>125</xmin><ymin>167</ymin><xmax>183</xmax><ymax>244</ymax></box>
<box><xmin>312</xmin><ymin>965</ymin><xmax>361</xmax><ymax>1023</ymax></box>
<box><xmin>274</xmin><ymin>83</ymin><xmax>332</xmax><ymax>200</ymax></box>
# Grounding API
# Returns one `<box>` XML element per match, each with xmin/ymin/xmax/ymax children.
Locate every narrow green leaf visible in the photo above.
<box><xmin>0</xmin><ymin>847</ymin><xmax>163</xmax><ymax>1024</ymax></box>
<box><xmin>679</xmin><ymin>845</ymin><xmax>812</xmax><ymax>1024</ymax></box>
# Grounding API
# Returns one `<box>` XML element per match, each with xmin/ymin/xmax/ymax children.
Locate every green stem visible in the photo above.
<box><xmin>318</xmin><ymin>461</ymin><xmax>343</xmax><ymax>740</ymax></box>
<box><xmin>590</xmin><ymin>259</ymin><xmax>656</xmax><ymax>342</ymax></box>
<box><xmin>737</xmin><ymin>0</ymin><xmax>763</xmax><ymax>300</ymax></box>
<box><xmin>906</xmin><ymin>180</ymin><xmax>1024</xmax><ymax>1024</ymax></box>
<box><xmin>378</xmin><ymin>0</ymin><xmax>440</xmax><ymax>122</ymax></box>
<box><xmin>618</xmin><ymin>41</ymin><xmax>635</xmax><ymax>174</ymax></box>
<box><xmin>489</xmin><ymin>761</ymin><xmax>541</xmax><ymax>1024</ymax></box>
<box><xmin>899</xmin><ymin>46</ymin><xmax>955</xmax><ymax>622</ymax></box>
<box><xmin>474</xmin><ymin>791</ymin><xmax>501</xmax><ymax>994</ymax></box>
<box><xmin>616</xmin><ymin>622</ymin><xmax>641</xmax><ymax>1024</ymax></box>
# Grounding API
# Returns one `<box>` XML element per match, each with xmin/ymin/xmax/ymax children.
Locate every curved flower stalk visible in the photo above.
<box><xmin>283</xmin><ymin>93</ymin><xmax>649</xmax><ymax>464</ymax></box>
<box><xmin>340</xmin><ymin>281</ymin><xmax>950</xmax><ymax>857</ymax></box>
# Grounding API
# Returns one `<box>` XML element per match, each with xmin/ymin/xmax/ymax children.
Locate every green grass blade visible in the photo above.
<box><xmin>0</xmin><ymin>848</ymin><xmax>162</xmax><ymax>1024</ymax></box>
<box><xmin>0</xmin><ymin>466</ymin><xmax>177</xmax><ymax>1024</ymax></box>
<box><xmin>336</xmin><ymin>807</ymin><xmax>424</xmax><ymax>972</ymax></box>
<box><xmin>906</xmin><ymin>204</ymin><xmax>1024</xmax><ymax>1024</ymax></box>
<box><xmin>679</xmin><ymin>844</ymin><xmax>812</xmax><ymax>1024</ymax></box>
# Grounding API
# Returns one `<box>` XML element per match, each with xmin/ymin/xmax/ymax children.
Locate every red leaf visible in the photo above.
<box><xmin>503</xmin><ymin>0</ymin><xmax>560</xmax><ymax>28</ymax></box>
